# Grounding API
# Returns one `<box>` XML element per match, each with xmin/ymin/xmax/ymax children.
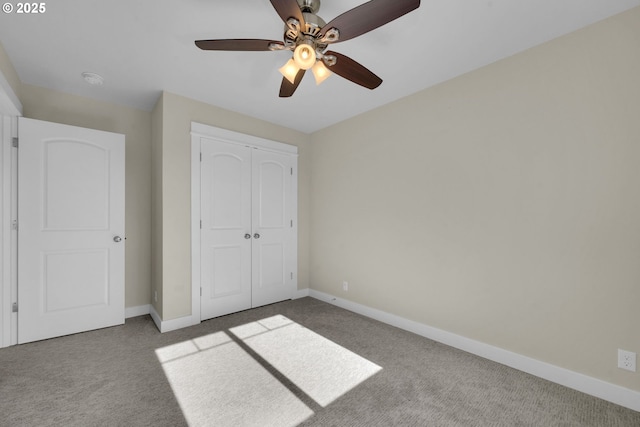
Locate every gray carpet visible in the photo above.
<box><xmin>1</xmin><ymin>297</ymin><xmax>639</xmax><ymax>426</ymax></box>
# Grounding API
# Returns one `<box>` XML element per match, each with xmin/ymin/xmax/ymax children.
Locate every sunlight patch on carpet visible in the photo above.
<box><xmin>155</xmin><ymin>315</ymin><xmax>382</xmax><ymax>426</ymax></box>
<box><xmin>156</xmin><ymin>331</ymin><xmax>312</xmax><ymax>427</ymax></box>
<box><xmin>239</xmin><ymin>316</ymin><xmax>382</xmax><ymax>407</ymax></box>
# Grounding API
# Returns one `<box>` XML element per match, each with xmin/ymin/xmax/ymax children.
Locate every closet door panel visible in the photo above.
<box><xmin>252</xmin><ymin>149</ymin><xmax>293</xmax><ymax>307</ymax></box>
<box><xmin>200</xmin><ymin>140</ymin><xmax>252</xmax><ymax>320</ymax></box>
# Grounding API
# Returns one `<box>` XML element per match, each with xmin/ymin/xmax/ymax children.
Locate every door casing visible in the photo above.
<box><xmin>0</xmin><ymin>115</ymin><xmax>18</xmax><ymax>348</ymax></box>
<box><xmin>0</xmin><ymin>68</ymin><xmax>22</xmax><ymax>348</ymax></box>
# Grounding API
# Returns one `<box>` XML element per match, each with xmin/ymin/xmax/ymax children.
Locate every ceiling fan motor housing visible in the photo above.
<box><xmin>301</xmin><ymin>13</ymin><xmax>326</xmax><ymax>37</ymax></box>
<box><xmin>285</xmin><ymin>1</ymin><xmax>329</xmax><ymax>56</ymax></box>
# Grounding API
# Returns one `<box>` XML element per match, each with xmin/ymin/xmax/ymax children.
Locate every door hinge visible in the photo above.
<box><xmin>11</xmin><ymin>220</ymin><xmax>17</xmax><ymax>230</ymax></box>
<box><xmin>12</xmin><ymin>302</ymin><xmax>18</xmax><ymax>313</ymax></box>
<box><xmin>290</xmin><ymin>272</ymin><xmax>293</xmax><ymax>280</ymax></box>
<box><xmin>12</xmin><ymin>137</ymin><xmax>18</xmax><ymax>148</ymax></box>
<box><xmin>200</xmin><ymin>220</ymin><xmax>202</xmax><ymax>229</ymax></box>
<box><xmin>290</xmin><ymin>219</ymin><xmax>293</xmax><ymax>228</ymax></box>
<box><xmin>200</xmin><ymin>287</ymin><xmax>202</xmax><ymax>297</ymax></box>
<box><xmin>291</xmin><ymin>167</ymin><xmax>293</xmax><ymax>175</ymax></box>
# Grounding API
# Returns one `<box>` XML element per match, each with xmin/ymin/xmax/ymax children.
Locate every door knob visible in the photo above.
<box><xmin>244</xmin><ymin>233</ymin><xmax>251</xmax><ymax>239</ymax></box>
<box><xmin>253</xmin><ymin>233</ymin><xmax>260</xmax><ymax>239</ymax></box>
<box><xmin>113</xmin><ymin>236</ymin><xmax>122</xmax><ymax>242</ymax></box>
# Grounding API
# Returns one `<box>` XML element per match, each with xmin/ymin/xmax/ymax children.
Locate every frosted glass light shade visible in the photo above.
<box><xmin>293</xmin><ymin>44</ymin><xmax>316</xmax><ymax>70</ymax></box>
<box><xmin>312</xmin><ymin>61</ymin><xmax>332</xmax><ymax>85</ymax></box>
<box><xmin>279</xmin><ymin>59</ymin><xmax>300</xmax><ymax>84</ymax></box>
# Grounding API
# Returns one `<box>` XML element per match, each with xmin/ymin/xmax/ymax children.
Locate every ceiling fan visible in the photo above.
<box><xmin>195</xmin><ymin>0</ymin><xmax>421</xmax><ymax>97</ymax></box>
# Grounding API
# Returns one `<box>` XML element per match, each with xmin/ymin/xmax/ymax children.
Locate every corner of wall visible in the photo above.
<box><xmin>0</xmin><ymin>41</ymin><xmax>23</xmax><ymax>115</ymax></box>
<box><xmin>150</xmin><ymin>92</ymin><xmax>164</xmax><ymax>318</ymax></box>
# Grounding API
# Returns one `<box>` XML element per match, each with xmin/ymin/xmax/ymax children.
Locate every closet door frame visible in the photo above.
<box><xmin>190</xmin><ymin>122</ymin><xmax>298</xmax><ymax>323</ymax></box>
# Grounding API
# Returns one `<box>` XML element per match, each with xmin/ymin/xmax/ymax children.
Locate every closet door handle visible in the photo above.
<box><xmin>253</xmin><ymin>233</ymin><xmax>260</xmax><ymax>239</ymax></box>
<box><xmin>244</xmin><ymin>233</ymin><xmax>251</xmax><ymax>239</ymax></box>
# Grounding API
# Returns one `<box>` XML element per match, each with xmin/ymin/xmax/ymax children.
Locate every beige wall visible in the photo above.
<box><xmin>21</xmin><ymin>84</ymin><xmax>153</xmax><ymax>309</ymax></box>
<box><xmin>156</xmin><ymin>92</ymin><xmax>311</xmax><ymax>320</ymax></box>
<box><xmin>309</xmin><ymin>7</ymin><xmax>640</xmax><ymax>392</ymax></box>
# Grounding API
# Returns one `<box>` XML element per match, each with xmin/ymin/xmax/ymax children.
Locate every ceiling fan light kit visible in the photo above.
<box><xmin>195</xmin><ymin>0</ymin><xmax>420</xmax><ymax>97</ymax></box>
<box><xmin>311</xmin><ymin>61</ymin><xmax>332</xmax><ymax>85</ymax></box>
<box><xmin>279</xmin><ymin>59</ymin><xmax>300</xmax><ymax>84</ymax></box>
<box><xmin>293</xmin><ymin>39</ymin><xmax>317</xmax><ymax>70</ymax></box>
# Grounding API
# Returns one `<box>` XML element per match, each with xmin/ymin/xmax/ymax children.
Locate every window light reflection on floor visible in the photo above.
<box><xmin>155</xmin><ymin>315</ymin><xmax>382</xmax><ymax>427</ymax></box>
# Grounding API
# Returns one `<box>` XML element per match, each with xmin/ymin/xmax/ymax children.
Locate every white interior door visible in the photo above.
<box><xmin>18</xmin><ymin>117</ymin><xmax>125</xmax><ymax>344</ymax></box>
<box><xmin>200</xmin><ymin>140</ymin><xmax>252</xmax><ymax>319</ymax></box>
<box><xmin>251</xmin><ymin>149</ymin><xmax>293</xmax><ymax>307</ymax></box>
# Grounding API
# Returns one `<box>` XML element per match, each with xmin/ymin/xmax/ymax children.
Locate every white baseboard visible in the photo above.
<box><xmin>293</xmin><ymin>288</ymin><xmax>310</xmax><ymax>299</ymax></box>
<box><xmin>125</xmin><ymin>304</ymin><xmax>150</xmax><ymax>319</ymax></box>
<box><xmin>147</xmin><ymin>289</ymin><xmax>312</xmax><ymax>333</ymax></box>
<box><xmin>149</xmin><ymin>305</ymin><xmax>199</xmax><ymax>333</ymax></box>
<box><xmin>308</xmin><ymin>289</ymin><xmax>640</xmax><ymax>413</ymax></box>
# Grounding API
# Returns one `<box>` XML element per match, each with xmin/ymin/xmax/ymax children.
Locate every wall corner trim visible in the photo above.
<box><xmin>149</xmin><ymin>305</ymin><xmax>200</xmax><ymax>333</ymax></box>
<box><xmin>308</xmin><ymin>289</ymin><xmax>640</xmax><ymax>413</ymax></box>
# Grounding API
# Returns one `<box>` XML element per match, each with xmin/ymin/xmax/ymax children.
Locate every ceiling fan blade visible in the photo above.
<box><xmin>325</xmin><ymin>51</ymin><xmax>382</xmax><ymax>90</ymax></box>
<box><xmin>279</xmin><ymin>69</ymin><xmax>306</xmax><ymax>97</ymax></box>
<box><xmin>195</xmin><ymin>39</ymin><xmax>284</xmax><ymax>51</ymax></box>
<box><xmin>319</xmin><ymin>0</ymin><xmax>420</xmax><ymax>43</ymax></box>
<box><xmin>270</xmin><ymin>0</ymin><xmax>306</xmax><ymax>27</ymax></box>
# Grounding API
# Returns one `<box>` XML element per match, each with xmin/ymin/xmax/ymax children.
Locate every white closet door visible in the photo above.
<box><xmin>200</xmin><ymin>140</ymin><xmax>252</xmax><ymax>320</ymax></box>
<box><xmin>18</xmin><ymin>117</ymin><xmax>125</xmax><ymax>344</ymax></box>
<box><xmin>251</xmin><ymin>149</ymin><xmax>294</xmax><ymax>307</ymax></box>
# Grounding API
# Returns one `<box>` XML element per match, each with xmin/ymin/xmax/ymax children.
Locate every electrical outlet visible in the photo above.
<box><xmin>618</xmin><ymin>349</ymin><xmax>636</xmax><ymax>372</ymax></box>
<box><xmin>342</xmin><ymin>281</ymin><xmax>348</xmax><ymax>292</ymax></box>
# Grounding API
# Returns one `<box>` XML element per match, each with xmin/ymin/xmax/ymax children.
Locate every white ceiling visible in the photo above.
<box><xmin>1</xmin><ymin>0</ymin><xmax>639</xmax><ymax>133</ymax></box>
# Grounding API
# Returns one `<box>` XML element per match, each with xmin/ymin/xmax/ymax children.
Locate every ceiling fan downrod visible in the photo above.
<box><xmin>298</xmin><ymin>0</ymin><xmax>321</xmax><ymax>14</ymax></box>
